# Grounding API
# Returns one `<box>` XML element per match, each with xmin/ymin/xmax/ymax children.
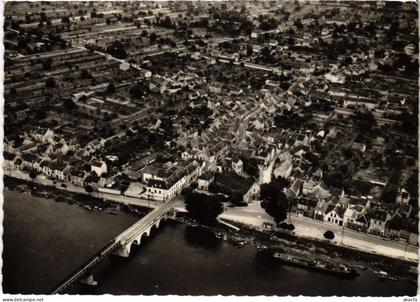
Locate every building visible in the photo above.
<box><xmin>144</xmin><ymin>160</ymin><xmax>201</xmax><ymax>202</ymax></box>
<box><xmin>294</xmin><ymin>197</ymin><xmax>318</xmax><ymax>218</ymax></box>
<box><xmin>197</xmin><ymin>172</ymin><xmax>215</xmax><ymax>191</ymax></box>
<box><xmin>4</xmin><ymin>152</ymin><xmax>16</xmax><ymax>171</ymax></box>
<box><xmin>91</xmin><ymin>160</ymin><xmax>107</xmax><ymax>176</ymax></box>
<box><xmin>367</xmin><ymin>208</ymin><xmax>391</xmax><ymax>236</ymax></box>
<box><xmin>324</xmin><ymin>204</ymin><xmax>346</xmax><ymax>226</ymax></box>
<box><xmin>212</xmin><ymin>171</ymin><xmax>260</xmax><ymax>204</ymax></box>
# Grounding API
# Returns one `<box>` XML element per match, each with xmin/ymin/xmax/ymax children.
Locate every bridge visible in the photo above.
<box><xmin>49</xmin><ymin>199</ymin><xmax>178</xmax><ymax>294</ymax></box>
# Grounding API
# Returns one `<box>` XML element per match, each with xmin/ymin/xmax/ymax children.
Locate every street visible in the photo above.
<box><xmin>5</xmin><ymin>170</ymin><xmax>417</xmax><ymax>263</ymax></box>
<box><xmin>221</xmin><ymin>202</ymin><xmax>418</xmax><ymax>262</ymax></box>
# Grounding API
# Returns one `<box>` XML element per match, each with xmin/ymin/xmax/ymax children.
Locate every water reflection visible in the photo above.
<box><xmin>254</xmin><ymin>249</ymin><xmax>282</xmax><ymax>275</ymax></box>
<box><xmin>183</xmin><ymin>226</ymin><xmax>222</xmax><ymax>250</ymax></box>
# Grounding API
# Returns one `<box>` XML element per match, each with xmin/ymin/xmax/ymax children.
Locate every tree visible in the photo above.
<box><xmin>149</xmin><ymin>32</ymin><xmax>157</xmax><ymax>43</ymax></box>
<box><xmin>184</xmin><ymin>192</ymin><xmax>224</xmax><ymax>223</ymax></box>
<box><xmin>231</xmin><ymin>191</ymin><xmax>244</xmax><ymax>206</ymax></box>
<box><xmin>129</xmin><ymin>81</ymin><xmax>149</xmax><ymax>99</ymax></box>
<box><xmin>324</xmin><ymin>172</ymin><xmax>344</xmax><ymax>188</ymax></box>
<box><xmin>162</xmin><ymin>16</ymin><xmax>172</xmax><ymax>28</ymax></box>
<box><xmin>260</xmin><ymin>183</ymin><xmax>289</xmax><ymax>225</ymax></box>
<box><xmin>42</xmin><ymin>58</ymin><xmax>52</xmax><ymax>70</ymax></box>
<box><xmin>406</xmin><ymin>171</ymin><xmax>419</xmax><ymax>200</ymax></box>
<box><xmin>353</xmin><ymin>110</ymin><xmax>376</xmax><ymax>132</ymax></box>
<box><xmin>63</xmin><ymin>98</ymin><xmax>77</xmax><ymax>110</ymax></box>
<box><xmin>400</xmin><ymin>110</ymin><xmax>418</xmax><ymax>135</ymax></box>
<box><xmin>382</xmin><ymin>186</ymin><xmax>398</xmax><ymax>204</ymax></box>
<box><xmin>106</xmin><ymin>82</ymin><xmax>116</xmax><ymax>94</ymax></box>
<box><xmin>324</xmin><ymin>230</ymin><xmax>335</xmax><ymax>240</ymax></box>
<box><xmin>84</xmin><ymin>184</ymin><xmax>93</xmax><ymax>193</ymax></box>
<box><xmin>80</xmin><ymin>69</ymin><xmax>91</xmax><ymax>79</ymax></box>
<box><xmin>106</xmin><ymin>42</ymin><xmax>127</xmax><ymax>59</ymax></box>
<box><xmin>45</xmin><ymin>77</ymin><xmax>56</xmax><ymax>88</ymax></box>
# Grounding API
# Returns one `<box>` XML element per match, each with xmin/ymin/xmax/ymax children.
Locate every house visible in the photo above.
<box><xmin>385</xmin><ymin>214</ymin><xmax>403</xmax><ymax>239</ymax></box>
<box><xmin>304</xmin><ymin>182</ymin><xmax>332</xmax><ymax>200</ymax></box>
<box><xmin>285</xmin><ymin>178</ymin><xmax>303</xmax><ymax>199</ymax></box>
<box><xmin>212</xmin><ymin>171</ymin><xmax>260</xmax><ymax>204</ymax></box>
<box><xmin>396</xmin><ymin>188</ymin><xmax>411</xmax><ymax>204</ymax></box>
<box><xmin>144</xmin><ymin>160</ymin><xmax>201</xmax><ymax>202</ymax></box>
<box><xmin>208</xmin><ymin>81</ymin><xmax>224</xmax><ymax>94</ymax></box>
<box><xmin>4</xmin><ymin>152</ymin><xmax>16</xmax><ymax>171</ymax></box>
<box><xmin>273</xmin><ymin>158</ymin><xmax>293</xmax><ymax>179</ymax></box>
<box><xmin>399</xmin><ymin>218</ymin><xmax>418</xmax><ymax>246</ymax></box>
<box><xmin>367</xmin><ymin>208</ymin><xmax>391</xmax><ymax>236</ymax></box>
<box><xmin>91</xmin><ymin>160</ymin><xmax>107</xmax><ymax>176</ymax></box>
<box><xmin>314</xmin><ymin>199</ymin><xmax>330</xmax><ymax>220</ymax></box>
<box><xmin>14</xmin><ymin>159</ymin><xmax>23</xmax><ymax>171</ymax></box>
<box><xmin>294</xmin><ymin>197</ymin><xmax>318</xmax><ymax>218</ymax></box>
<box><xmin>21</xmin><ymin>153</ymin><xmax>43</xmax><ymax>170</ymax></box>
<box><xmin>231</xmin><ymin>158</ymin><xmax>243</xmax><ymax>176</ymax></box>
<box><xmin>84</xmin><ymin>174</ymin><xmax>100</xmax><ymax>191</ymax></box>
<box><xmin>4</xmin><ymin>134</ymin><xmax>18</xmax><ymax>153</ymax></box>
<box><xmin>39</xmin><ymin>161</ymin><xmax>67</xmax><ymax>180</ymax></box>
<box><xmin>197</xmin><ymin>172</ymin><xmax>215</xmax><ymax>191</ymax></box>
<box><xmin>343</xmin><ymin>205</ymin><xmax>368</xmax><ymax>231</ymax></box>
<box><xmin>29</xmin><ymin>128</ymin><xmax>55</xmax><ymax>143</ymax></box>
<box><xmin>324</xmin><ymin>204</ymin><xmax>346</xmax><ymax>226</ymax></box>
<box><xmin>181</xmin><ymin>151</ymin><xmax>191</xmax><ymax>160</ymax></box>
<box><xmin>218</xmin><ymin>157</ymin><xmax>243</xmax><ymax>176</ymax></box>
<box><xmin>68</xmin><ymin>170</ymin><xmax>86</xmax><ymax>186</ymax></box>
<box><xmin>351</xmin><ymin>142</ymin><xmax>367</xmax><ymax>154</ymax></box>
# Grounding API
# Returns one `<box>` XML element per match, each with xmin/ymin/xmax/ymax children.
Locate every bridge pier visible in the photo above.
<box><xmin>79</xmin><ymin>274</ymin><xmax>98</xmax><ymax>286</ymax></box>
<box><xmin>113</xmin><ymin>244</ymin><xmax>131</xmax><ymax>258</ymax></box>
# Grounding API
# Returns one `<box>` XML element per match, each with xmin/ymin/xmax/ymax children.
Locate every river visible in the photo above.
<box><xmin>2</xmin><ymin>189</ymin><xmax>417</xmax><ymax>296</ymax></box>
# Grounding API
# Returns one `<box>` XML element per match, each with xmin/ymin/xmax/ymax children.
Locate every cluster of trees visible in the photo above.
<box><xmin>45</xmin><ymin>77</ymin><xmax>56</xmax><ymax>88</ymax></box>
<box><xmin>106</xmin><ymin>41</ymin><xmax>128</xmax><ymax>59</ymax></box>
<box><xmin>184</xmin><ymin>191</ymin><xmax>224</xmax><ymax>224</ymax></box>
<box><xmin>63</xmin><ymin>98</ymin><xmax>77</xmax><ymax>111</ymax></box>
<box><xmin>129</xmin><ymin>81</ymin><xmax>150</xmax><ymax>99</ymax></box>
<box><xmin>352</xmin><ymin>110</ymin><xmax>376</xmax><ymax>133</ymax></box>
<box><xmin>240</xmin><ymin>156</ymin><xmax>259</xmax><ymax>180</ymax></box>
<box><xmin>259</xmin><ymin>17</ymin><xmax>278</xmax><ymax>31</ymax></box>
<box><xmin>274</xmin><ymin>111</ymin><xmax>308</xmax><ymax>130</ymax></box>
<box><xmin>260</xmin><ymin>181</ymin><xmax>289</xmax><ymax>225</ymax></box>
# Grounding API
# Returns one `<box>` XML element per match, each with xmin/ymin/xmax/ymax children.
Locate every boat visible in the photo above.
<box><xmin>256</xmin><ymin>244</ymin><xmax>268</xmax><ymax>251</ymax></box>
<box><xmin>273</xmin><ymin>252</ymin><xmax>358</xmax><ymax>278</ymax></box>
<box><xmin>106</xmin><ymin>208</ymin><xmax>118</xmax><ymax>215</ymax></box>
<box><xmin>237</xmin><ymin>241</ymin><xmax>247</xmax><ymax>248</ymax></box>
<box><xmin>215</xmin><ymin>232</ymin><xmax>223</xmax><ymax>239</ymax></box>
<box><xmin>375</xmin><ymin>270</ymin><xmax>398</xmax><ymax>281</ymax></box>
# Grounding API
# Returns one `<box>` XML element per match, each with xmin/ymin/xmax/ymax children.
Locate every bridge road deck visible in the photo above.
<box><xmin>49</xmin><ymin>198</ymin><xmax>178</xmax><ymax>294</ymax></box>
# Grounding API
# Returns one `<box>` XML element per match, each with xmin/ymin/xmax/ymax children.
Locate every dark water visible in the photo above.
<box><xmin>3</xmin><ymin>190</ymin><xmax>417</xmax><ymax>296</ymax></box>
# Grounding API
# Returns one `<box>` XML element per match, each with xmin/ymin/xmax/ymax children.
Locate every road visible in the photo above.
<box><xmin>221</xmin><ymin>202</ymin><xmax>418</xmax><ymax>263</ymax></box>
<box><xmin>116</xmin><ymin>194</ymin><xmax>181</xmax><ymax>243</ymax></box>
<box><xmin>6</xmin><ymin>170</ymin><xmax>416</xmax><ymax>262</ymax></box>
<box><xmin>4</xmin><ymin>170</ymin><xmax>186</xmax><ymax>212</ymax></box>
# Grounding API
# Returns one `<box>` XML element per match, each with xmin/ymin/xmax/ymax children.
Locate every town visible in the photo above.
<box><xmin>3</xmin><ymin>1</ymin><xmax>419</xmax><ymax>292</ymax></box>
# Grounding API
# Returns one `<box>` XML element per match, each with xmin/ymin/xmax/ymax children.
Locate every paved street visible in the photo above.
<box><xmin>5</xmin><ymin>170</ymin><xmax>417</xmax><ymax>262</ymax></box>
<box><xmin>221</xmin><ymin>202</ymin><xmax>418</xmax><ymax>262</ymax></box>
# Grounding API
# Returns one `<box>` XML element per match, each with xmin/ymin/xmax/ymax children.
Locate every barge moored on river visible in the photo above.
<box><xmin>273</xmin><ymin>252</ymin><xmax>359</xmax><ymax>278</ymax></box>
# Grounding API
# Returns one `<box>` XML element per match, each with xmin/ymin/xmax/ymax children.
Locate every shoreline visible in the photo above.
<box><xmin>3</xmin><ymin>176</ymin><xmax>418</xmax><ymax>283</ymax></box>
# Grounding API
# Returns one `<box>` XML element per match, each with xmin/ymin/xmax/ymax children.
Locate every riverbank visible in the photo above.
<box><xmin>221</xmin><ymin>202</ymin><xmax>419</xmax><ymax>263</ymax></box>
<box><xmin>4</xmin><ymin>180</ymin><xmax>418</xmax><ymax>294</ymax></box>
<box><xmin>4</xmin><ymin>175</ymin><xmax>152</xmax><ymax>216</ymax></box>
<box><xmin>4</xmin><ymin>175</ymin><xmax>418</xmax><ymax>284</ymax></box>
<box><xmin>5</xmin><ymin>172</ymin><xmax>418</xmax><ymax>262</ymax></box>
<box><xmin>174</xmin><ymin>213</ymin><xmax>418</xmax><ymax>284</ymax></box>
